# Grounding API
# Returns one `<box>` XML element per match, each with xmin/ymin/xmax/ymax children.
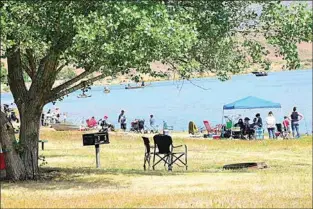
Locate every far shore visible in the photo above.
<box><xmin>1</xmin><ymin>66</ymin><xmax>312</xmax><ymax>94</ymax></box>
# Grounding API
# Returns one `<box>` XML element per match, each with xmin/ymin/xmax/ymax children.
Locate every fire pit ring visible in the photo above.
<box><xmin>223</xmin><ymin>162</ymin><xmax>268</xmax><ymax>170</ymax></box>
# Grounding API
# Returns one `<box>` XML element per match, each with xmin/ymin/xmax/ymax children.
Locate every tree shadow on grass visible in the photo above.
<box><xmin>40</xmin><ymin>166</ymin><xmax>253</xmax><ymax>179</ymax></box>
<box><xmin>1</xmin><ymin>166</ymin><xmax>255</xmax><ymax>191</ymax></box>
<box><xmin>43</xmin><ymin>167</ymin><xmax>185</xmax><ymax>177</ymax></box>
<box><xmin>1</xmin><ymin>168</ymin><xmax>129</xmax><ymax>191</ymax></box>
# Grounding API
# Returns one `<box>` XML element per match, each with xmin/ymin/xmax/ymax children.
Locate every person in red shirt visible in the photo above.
<box><xmin>88</xmin><ymin>116</ymin><xmax>97</xmax><ymax>128</ymax></box>
<box><xmin>283</xmin><ymin>116</ymin><xmax>291</xmax><ymax>133</ymax></box>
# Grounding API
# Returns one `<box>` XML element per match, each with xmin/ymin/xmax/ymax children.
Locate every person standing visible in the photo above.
<box><xmin>63</xmin><ymin>113</ymin><xmax>67</xmax><ymax>123</ymax></box>
<box><xmin>253</xmin><ymin>113</ymin><xmax>263</xmax><ymax>128</ymax></box>
<box><xmin>54</xmin><ymin>107</ymin><xmax>61</xmax><ymax>123</ymax></box>
<box><xmin>283</xmin><ymin>116</ymin><xmax>291</xmax><ymax>132</ymax></box>
<box><xmin>266</xmin><ymin>111</ymin><xmax>276</xmax><ymax>139</ymax></box>
<box><xmin>288</xmin><ymin>107</ymin><xmax>304</xmax><ymax>138</ymax></box>
<box><xmin>149</xmin><ymin>115</ymin><xmax>155</xmax><ymax>127</ymax></box>
<box><xmin>118</xmin><ymin>110</ymin><xmax>127</xmax><ymax>131</ymax></box>
<box><xmin>149</xmin><ymin>114</ymin><xmax>156</xmax><ymax>132</ymax></box>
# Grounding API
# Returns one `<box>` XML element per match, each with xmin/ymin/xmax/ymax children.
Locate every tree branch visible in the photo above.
<box><xmin>21</xmin><ymin>60</ymin><xmax>33</xmax><ymax>80</ymax></box>
<box><xmin>50</xmin><ymin>67</ymin><xmax>95</xmax><ymax>95</ymax></box>
<box><xmin>46</xmin><ymin>73</ymin><xmax>107</xmax><ymax>103</ymax></box>
<box><xmin>25</xmin><ymin>49</ymin><xmax>36</xmax><ymax>78</ymax></box>
<box><xmin>7</xmin><ymin>45</ymin><xmax>28</xmax><ymax>104</ymax></box>
<box><xmin>55</xmin><ymin>64</ymin><xmax>66</xmax><ymax>75</ymax></box>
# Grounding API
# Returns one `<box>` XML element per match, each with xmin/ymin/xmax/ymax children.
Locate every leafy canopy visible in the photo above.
<box><xmin>0</xmin><ymin>1</ymin><xmax>311</xmax><ymax>99</ymax></box>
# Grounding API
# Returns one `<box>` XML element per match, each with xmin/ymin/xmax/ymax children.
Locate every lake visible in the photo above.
<box><xmin>1</xmin><ymin>69</ymin><xmax>312</xmax><ymax>134</ymax></box>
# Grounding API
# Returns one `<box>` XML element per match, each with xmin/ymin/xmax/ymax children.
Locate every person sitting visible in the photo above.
<box><xmin>242</xmin><ymin>117</ymin><xmax>254</xmax><ymax>139</ymax></box>
<box><xmin>99</xmin><ymin>116</ymin><xmax>115</xmax><ymax>131</ymax></box>
<box><xmin>234</xmin><ymin>118</ymin><xmax>244</xmax><ymax>130</ymax></box>
<box><xmin>104</xmin><ymin>86</ymin><xmax>110</xmax><ymax>92</ymax></box>
<box><xmin>87</xmin><ymin>116</ymin><xmax>97</xmax><ymax>128</ymax></box>
<box><xmin>3</xmin><ymin>104</ymin><xmax>10</xmax><ymax>114</ymax></box>
<box><xmin>10</xmin><ymin>111</ymin><xmax>19</xmax><ymax>123</ymax></box>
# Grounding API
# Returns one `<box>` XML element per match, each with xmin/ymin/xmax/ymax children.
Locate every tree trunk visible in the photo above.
<box><xmin>18</xmin><ymin>103</ymin><xmax>43</xmax><ymax>179</ymax></box>
<box><xmin>0</xmin><ymin>111</ymin><xmax>26</xmax><ymax>180</ymax></box>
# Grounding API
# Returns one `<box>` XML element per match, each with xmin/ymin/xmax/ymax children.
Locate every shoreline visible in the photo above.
<box><xmin>1</xmin><ymin>67</ymin><xmax>312</xmax><ymax>94</ymax></box>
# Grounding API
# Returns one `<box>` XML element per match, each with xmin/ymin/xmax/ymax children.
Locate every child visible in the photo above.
<box><xmin>283</xmin><ymin>116</ymin><xmax>291</xmax><ymax>133</ymax></box>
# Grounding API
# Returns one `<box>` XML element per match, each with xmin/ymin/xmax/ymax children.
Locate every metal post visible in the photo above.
<box><xmin>42</xmin><ymin>142</ymin><xmax>44</xmax><ymax>151</ymax></box>
<box><xmin>168</xmin><ymin>154</ymin><xmax>173</xmax><ymax>171</ymax></box>
<box><xmin>221</xmin><ymin>109</ymin><xmax>225</xmax><ymax>125</ymax></box>
<box><xmin>95</xmin><ymin>144</ymin><xmax>100</xmax><ymax>168</ymax></box>
<box><xmin>221</xmin><ymin>109</ymin><xmax>225</xmax><ymax>138</ymax></box>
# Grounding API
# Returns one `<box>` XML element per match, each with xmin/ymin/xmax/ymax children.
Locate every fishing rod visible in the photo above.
<box><xmin>303</xmin><ymin>116</ymin><xmax>309</xmax><ymax>136</ymax></box>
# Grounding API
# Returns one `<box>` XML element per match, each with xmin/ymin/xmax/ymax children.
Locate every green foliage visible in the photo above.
<box><xmin>39</xmin><ymin>154</ymin><xmax>48</xmax><ymax>167</ymax></box>
<box><xmin>261</xmin><ymin>2</ymin><xmax>313</xmax><ymax>69</ymax></box>
<box><xmin>12</xmin><ymin>139</ymin><xmax>23</xmax><ymax>155</ymax></box>
<box><xmin>0</xmin><ymin>62</ymin><xmax>7</xmax><ymax>83</ymax></box>
<box><xmin>56</xmin><ymin>67</ymin><xmax>76</xmax><ymax>80</ymax></box>
<box><xmin>0</xmin><ymin>0</ymin><xmax>311</xmax><ymax>87</ymax></box>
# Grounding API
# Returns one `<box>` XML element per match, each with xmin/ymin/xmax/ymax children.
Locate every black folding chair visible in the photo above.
<box><xmin>152</xmin><ymin>134</ymin><xmax>188</xmax><ymax>171</ymax></box>
<box><xmin>142</xmin><ymin>137</ymin><xmax>154</xmax><ymax>170</ymax></box>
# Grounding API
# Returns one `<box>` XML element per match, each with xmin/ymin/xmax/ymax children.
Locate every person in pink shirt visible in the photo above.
<box><xmin>88</xmin><ymin>116</ymin><xmax>97</xmax><ymax>128</ymax></box>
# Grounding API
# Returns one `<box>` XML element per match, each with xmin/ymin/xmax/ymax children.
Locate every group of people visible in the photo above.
<box><xmin>2</xmin><ymin>103</ymin><xmax>19</xmax><ymax>123</ymax></box>
<box><xmin>85</xmin><ymin>115</ymin><xmax>115</xmax><ymax>131</ymax></box>
<box><xmin>2</xmin><ymin>104</ymin><xmax>19</xmax><ymax>123</ymax></box>
<box><xmin>41</xmin><ymin>107</ymin><xmax>66</xmax><ymax>126</ymax></box>
<box><xmin>233</xmin><ymin>107</ymin><xmax>303</xmax><ymax>139</ymax></box>
<box><xmin>1</xmin><ymin>103</ymin><xmax>20</xmax><ymax>133</ymax></box>
<box><xmin>117</xmin><ymin>110</ymin><xmax>156</xmax><ymax>132</ymax></box>
<box><xmin>84</xmin><ymin>110</ymin><xmax>156</xmax><ymax>133</ymax></box>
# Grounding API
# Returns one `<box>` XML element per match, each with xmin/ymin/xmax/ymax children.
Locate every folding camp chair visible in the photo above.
<box><xmin>203</xmin><ymin>120</ymin><xmax>220</xmax><ymax>135</ymax></box>
<box><xmin>142</xmin><ymin>137</ymin><xmax>154</xmax><ymax>170</ymax></box>
<box><xmin>163</xmin><ymin>121</ymin><xmax>174</xmax><ymax>130</ymax></box>
<box><xmin>230</xmin><ymin>127</ymin><xmax>241</xmax><ymax>139</ymax></box>
<box><xmin>152</xmin><ymin>134</ymin><xmax>188</xmax><ymax>171</ymax></box>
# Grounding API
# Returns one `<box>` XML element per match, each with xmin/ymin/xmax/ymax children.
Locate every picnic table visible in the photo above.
<box><xmin>38</xmin><ymin>139</ymin><xmax>48</xmax><ymax>150</ymax></box>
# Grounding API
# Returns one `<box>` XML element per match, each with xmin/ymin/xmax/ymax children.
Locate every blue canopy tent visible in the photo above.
<box><xmin>222</xmin><ymin>96</ymin><xmax>281</xmax><ymax>124</ymax></box>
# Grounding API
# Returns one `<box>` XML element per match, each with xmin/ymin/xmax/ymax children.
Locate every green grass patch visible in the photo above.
<box><xmin>1</xmin><ymin>131</ymin><xmax>312</xmax><ymax>208</ymax></box>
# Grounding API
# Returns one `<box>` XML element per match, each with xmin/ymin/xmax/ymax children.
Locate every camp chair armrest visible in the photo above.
<box><xmin>173</xmin><ymin>145</ymin><xmax>183</xmax><ymax>148</ymax></box>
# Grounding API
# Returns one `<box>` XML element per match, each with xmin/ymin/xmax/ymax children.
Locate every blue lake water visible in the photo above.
<box><xmin>1</xmin><ymin>70</ymin><xmax>312</xmax><ymax>133</ymax></box>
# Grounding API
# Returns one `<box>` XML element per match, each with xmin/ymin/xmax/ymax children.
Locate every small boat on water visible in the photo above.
<box><xmin>51</xmin><ymin>123</ymin><xmax>80</xmax><ymax>131</ymax></box>
<box><xmin>104</xmin><ymin>87</ymin><xmax>110</xmax><ymax>93</ymax></box>
<box><xmin>77</xmin><ymin>94</ymin><xmax>92</xmax><ymax>98</ymax></box>
<box><xmin>125</xmin><ymin>83</ymin><xmax>151</xmax><ymax>89</ymax></box>
<box><xmin>252</xmin><ymin>72</ymin><xmax>268</xmax><ymax>77</ymax></box>
<box><xmin>125</xmin><ymin>86</ymin><xmax>145</xmax><ymax>89</ymax></box>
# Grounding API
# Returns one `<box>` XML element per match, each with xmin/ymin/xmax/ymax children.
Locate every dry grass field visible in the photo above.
<box><xmin>1</xmin><ymin>130</ymin><xmax>312</xmax><ymax>208</ymax></box>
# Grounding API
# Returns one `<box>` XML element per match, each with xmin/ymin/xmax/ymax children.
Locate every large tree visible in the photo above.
<box><xmin>0</xmin><ymin>0</ymin><xmax>311</xmax><ymax>180</ymax></box>
<box><xmin>0</xmin><ymin>0</ymin><xmax>196</xmax><ymax>180</ymax></box>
